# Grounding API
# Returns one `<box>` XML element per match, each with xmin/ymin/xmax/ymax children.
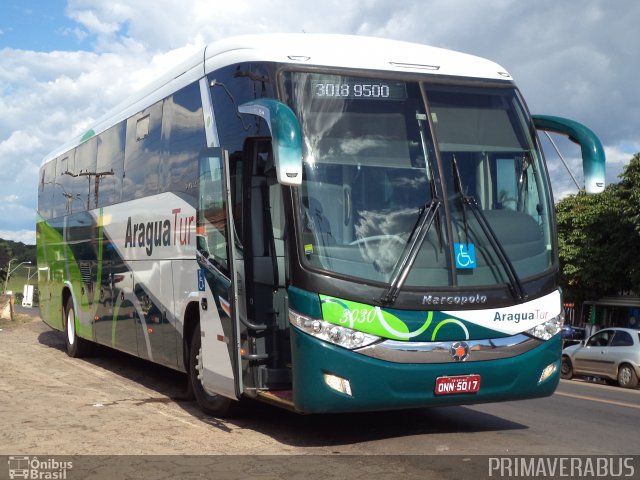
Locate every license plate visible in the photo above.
<box><xmin>434</xmin><ymin>374</ymin><xmax>481</xmax><ymax>395</ymax></box>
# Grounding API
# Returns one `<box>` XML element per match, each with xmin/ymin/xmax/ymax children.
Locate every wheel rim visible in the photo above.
<box><xmin>561</xmin><ymin>360</ymin><xmax>570</xmax><ymax>375</ymax></box>
<box><xmin>194</xmin><ymin>342</ymin><xmax>222</xmax><ymax>401</ymax></box>
<box><xmin>195</xmin><ymin>345</ymin><xmax>204</xmax><ymax>381</ymax></box>
<box><xmin>66</xmin><ymin>307</ymin><xmax>75</xmax><ymax>345</ymax></box>
<box><xmin>619</xmin><ymin>367</ymin><xmax>631</xmax><ymax>385</ymax></box>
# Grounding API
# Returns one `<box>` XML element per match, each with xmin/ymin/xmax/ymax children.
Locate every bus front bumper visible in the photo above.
<box><xmin>291</xmin><ymin>328</ymin><xmax>561</xmax><ymax>413</ymax></box>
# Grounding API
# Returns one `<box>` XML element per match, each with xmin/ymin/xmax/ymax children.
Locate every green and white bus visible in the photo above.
<box><xmin>37</xmin><ymin>34</ymin><xmax>605</xmax><ymax>415</ymax></box>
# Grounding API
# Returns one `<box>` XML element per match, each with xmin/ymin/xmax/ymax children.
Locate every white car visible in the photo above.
<box><xmin>561</xmin><ymin>327</ymin><xmax>640</xmax><ymax>388</ymax></box>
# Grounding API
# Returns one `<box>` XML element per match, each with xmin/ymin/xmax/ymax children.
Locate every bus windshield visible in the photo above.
<box><xmin>282</xmin><ymin>72</ymin><xmax>554</xmax><ymax>289</ymax></box>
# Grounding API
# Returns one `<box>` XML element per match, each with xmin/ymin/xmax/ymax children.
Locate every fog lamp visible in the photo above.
<box><xmin>539</xmin><ymin>361</ymin><xmax>558</xmax><ymax>384</ymax></box>
<box><xmin>323</xmin><ymin>373</ymin><xmax>352</xmax><ymax>396</ymax></box>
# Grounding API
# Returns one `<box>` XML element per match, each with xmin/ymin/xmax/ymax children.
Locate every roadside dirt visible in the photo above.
<box><xmin>1</xmin><ymin>315</ymin><xmax>465</xmax><ymax>479</ymax></box>
<box><xmin>0</xmin><ymin>315</ymin><xmax>311</xmax><ymax>455</ymax></box>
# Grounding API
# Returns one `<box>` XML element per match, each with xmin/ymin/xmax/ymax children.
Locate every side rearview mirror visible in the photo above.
<box><xmin>533</xmin><ymin>115</ymin><xmax>606</xmax><ymax>194</ymax></box>
<box><xmin>238</xmin><ymin>99</ymin><xmax>303</xmax><ymax>186</ymax></box>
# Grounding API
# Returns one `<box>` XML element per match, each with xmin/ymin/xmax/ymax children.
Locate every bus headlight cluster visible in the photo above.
<box><xmin>526</xmin><ymin>313</ymin><xmax>564</xmax><ymax>340</ymax></box>
<box><xmin>289</xmin><ymin>309</ymin><xmax>380</xmax><ymax>349</ymax></box>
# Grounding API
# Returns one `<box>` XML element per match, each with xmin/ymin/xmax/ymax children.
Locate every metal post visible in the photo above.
<box><xmin>3</xmin><ymin>261</ymin><xmax>32</xmax><ymax>294</ymax></box>
<box><xmin>3</xmin><ymin>259</ymin><xmax>14</xmax><ymax>294</ymax></box>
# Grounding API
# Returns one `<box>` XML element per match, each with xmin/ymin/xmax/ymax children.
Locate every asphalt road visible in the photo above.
<box><xmin>0</xmin><ymin>314</ymin><xmax>638</xmax><ymax>477</ymax></box>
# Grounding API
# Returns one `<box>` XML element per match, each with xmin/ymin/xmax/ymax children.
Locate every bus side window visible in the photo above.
<box><xmin>56</xmin><ymin>152</ymin><xmax>76</xmax><ymax>217</ymax></box>
<box><xmin>123</xmin><ymin>101</ymin><xmax>164</xmax><ymax>202</ymax></box>
<box><xmin>161</xmin><ymin>82</ymin><xmax>206</xmax><ymax>203</ymax></box>
<box><xmin>38</xmin><ymin>159</ymin><xmax>56</xmax><ymax>220</ymax></box>
<box><xmin>73</xmin><ymin>136</ymin><xmax>98</xmax><ymax>211</ymax></box>
<box><xmin>209</xmin><ymin>62</ymin><xmax>275</xmax><ymax>158</ymax></box>
<box><xmin>96</xmin><ymin>122</ymin><xmax>125</xmax><ymax>208</ymax></box>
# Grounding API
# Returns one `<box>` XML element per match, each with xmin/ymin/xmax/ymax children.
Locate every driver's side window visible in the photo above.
<box><xmin>586</xmin><ymin>330</ymin><xmax>611</xmax><ymax>347</ymax></box>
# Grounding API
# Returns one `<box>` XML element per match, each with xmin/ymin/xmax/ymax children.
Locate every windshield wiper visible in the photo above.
<box><xmin>378</xmin><ymin>113</ymin><xmax>443</xmax><ymax>306</ymax></box>
<box><xmin>379</xmin><ymin>199</ymin><xmax>440</xmax><ymax>305</ymax></box>
<box><xmin>451</xmin><ymin>156</ymin><xmax>527</xmax><ymax>301</ymax></box>
<box><xmin>379</xmin><ymin>112</ymin><xmax>442</xmax><ymax>305</ymax></box>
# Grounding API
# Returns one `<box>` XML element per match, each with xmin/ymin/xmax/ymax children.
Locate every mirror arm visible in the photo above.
<box><xmin>533</xmin><ymin>114</ymin><xmax>606</xmax><ymax>194</ymax></box>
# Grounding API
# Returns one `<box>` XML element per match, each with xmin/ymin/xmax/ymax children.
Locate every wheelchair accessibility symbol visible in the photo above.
<box><xmin>455</xmin><ymin>243</ymin><xmax>476</xmax><ymax>269</ymax></box>
<box><xmin>197</xmin><ymin>269</ymin><xmax>206</xmax><ymax>292</ymax></box>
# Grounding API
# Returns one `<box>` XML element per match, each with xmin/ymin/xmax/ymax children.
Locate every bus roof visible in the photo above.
<box><xmin>204</xmin><ymin>34</ymin><xmax>511</xmax><ymax>79</ymax></box>
<box><xmin>42</xmin><ymin>33</ymin><xmax>512</xmax><ymax>165</ymax></box>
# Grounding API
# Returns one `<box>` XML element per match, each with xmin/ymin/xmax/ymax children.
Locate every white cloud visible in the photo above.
<box><xmin>0</xmin><ymin>230</ymin><xmax>36</xmax><ymax>245</ymax></box>
<box><xmin>67</xmin><ymin>9</ymin><xmax>123</xmax><ymax>37</ymax></box>
<box><xmin>1</xmin><ymin>0</ymin><xmax>639</xmax><ymax>242</ymax></box>
<box><xmin>604</xmin><ymin>144</ymin><xmax>640</xmax><ymax>183</ymax></box>
<box><xmin>0</xmin><ymin>47</ymin><xmax>148</xmax><ymax>238</ymax></box>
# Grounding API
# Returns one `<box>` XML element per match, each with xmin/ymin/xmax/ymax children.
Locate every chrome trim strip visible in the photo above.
<box><xmin>354</xmin><ymin>334</ymin><xmax>542</xmax><ymax>363</ymax></box>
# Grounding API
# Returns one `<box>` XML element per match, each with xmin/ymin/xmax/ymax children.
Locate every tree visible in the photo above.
<box><xmin>0</xmin><ymin>239</ymin><xmax>36</xmax><ymax>284</ymax></box>
<box><xmin>556</xmin><ymin>184</ymin><xmax>638</xmax><ymax>304</ymax></box>
<box><xmin>616</xmin><ymin>152</ymin><xmax>640</xmax><ymax>288</ymax></box>
<box><xmin>556</xmin><ymin>152</ymin><xmax>640</xmax><ymax>303</ymax></box>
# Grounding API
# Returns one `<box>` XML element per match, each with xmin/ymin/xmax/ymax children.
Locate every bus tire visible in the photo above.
<box><xmin>63</xmin><ymin>296</ymin><xmax>91</xmax><ymax>358</ymax></box>
<box><xmin>617</xmin><ymin>364</ymin><xmax>639</xmax><ymax>389</ymax></box>
<box><xmin>189</xmin><ymin>324</ymin><xmax>237</xmax><ymax>417</ymax></box>
<box><xmin>560</xmin><ymin>356</ymin><xmax>573</xmax><ymax>380</ymax></box>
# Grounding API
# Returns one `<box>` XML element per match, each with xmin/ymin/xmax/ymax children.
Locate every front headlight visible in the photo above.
<box><xmin>289</xmin><ymin>309</ymin><xmax>381</xmax><ymax>349</ymax></box>
<box><xmin>526</xmin><ymin>312</ymin><xmax>564</xmax><ymax>340</ymax></box>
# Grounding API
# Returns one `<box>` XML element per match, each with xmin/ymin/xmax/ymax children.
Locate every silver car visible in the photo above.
<box><xmin>561</xmin><ymin>327</ymin><xmax>640</xmax><ymax>388</ymax></box>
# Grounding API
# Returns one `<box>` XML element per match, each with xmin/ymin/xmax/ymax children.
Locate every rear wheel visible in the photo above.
<box><xmin>63</xmin><ymin>296</ymin><xmax>91</xmax><ymax>357</ymax></box>
<box><xmin>189</xmin><ymin>324</ymin><xmax>238</xmax><ymax>417</ymax></box>
<box><xmin>560</xmin><ymin>356</ymin><xmax>573</xmax><ymax>380</ymax></box>
<box><xmin>617</xmin><ymin>364</ymin><xmax>639</xmax><ymax>389</ymax></box>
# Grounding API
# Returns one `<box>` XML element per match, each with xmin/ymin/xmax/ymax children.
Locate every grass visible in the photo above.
<box><xmin>4</xmin><ymin>267</ymin><xmax>38</xmax><ymax>309</ymax></box>
<box><xmin>1</xmin><ymin>267</ymin><xmax>38</xmax><ymax>327</ymax></box>
<box><xmin>4</xmin><ymin>267</ymin><xmax>37</xmax><ymax>295</ymax></box>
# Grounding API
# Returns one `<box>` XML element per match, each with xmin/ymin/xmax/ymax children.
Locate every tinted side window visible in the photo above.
<box><xmin>209</xmin><ymin>62</ymin><xmax>275</xmax><ymax>157</ymax></box>
<box><xmin>161</xmin><ymin>83</ymin><xmax>205</xmax><ymax>204</ymax></box>
<box><xmin>39</xmin><ymin>159</ymin><xmax>57</xmax><ymax>219</ymax></box>
<box><xmin>210</xmin><ymin>62</ymin><xmax>274</xmax><ymax>236</ymax></box>
<box><xmin>96</xmin><ymin>123</ymin><xmax>125</xmax><ymax>208</ymax></box>
<box><xmin>72</xmin><ymin>137</ymin><xmax>98</xmax><ymax>211</ymax></box>
<box><xmin>123</xmin><ymin>101</ymin><xmax>164</xmax><ymax>201</ymax></box>
<box><xmin>55</xmin><ymin>151</ymin><xmax>77</xmax><ymax>217</ymax></box>
<box><xmin>611</xmin><ymin>331</ymin><xmax>634</xmax><ymax>347</ymax></box>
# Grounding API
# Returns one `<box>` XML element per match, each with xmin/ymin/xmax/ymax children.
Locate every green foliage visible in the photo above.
<box><xmin>618</xmin><ymin>153</ymin><xmax>640</xmax><ymax>236</ymax></box>
<box><xmin>0</xmin><ymin>239</ymin><xmax>37</xmax><ymax>282</ymax></box>
<box><xmin>556</xmin><ymin>153</ymin><xmax>640</xmax><ymax>302</ymax></box>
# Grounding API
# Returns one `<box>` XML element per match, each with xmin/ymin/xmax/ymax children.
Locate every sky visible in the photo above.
<box><xmin>1</xmin><ymin>0</ymin><xmax>639</xmax><ymax>245</ymax></box>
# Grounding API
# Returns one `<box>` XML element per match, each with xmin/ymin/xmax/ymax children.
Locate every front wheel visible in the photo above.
<box><xmin>63</xmin><ymin>296</ymin><xmax>91</xmax><ymax>358</ymax></box>
<box><xmin>189</xmin><ymin>324</ymin><xmax>238</xmax><ymax>417</ymax></box>
<box><xmin>617</xmin><ymin>364</ymin><xmax>639</xmax><ymax>389</ymax></box>
<box><xmin>560</xmin><ymin>356</ymin><xmax>573</xmax><ymax>380</ymax></box>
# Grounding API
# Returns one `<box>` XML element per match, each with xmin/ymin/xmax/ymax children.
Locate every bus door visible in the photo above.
<box><xmin>196</xmin><ymin>148</ymin><xmax>242</xmax><ymax>399</ymax></box>
<box><xmin>238</xmin><ymin>138</ymin><xmax>290</xmax><ymax>391</ymax></box>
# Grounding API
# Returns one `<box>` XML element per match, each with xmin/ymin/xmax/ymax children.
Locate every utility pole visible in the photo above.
<box><xmin>3</xmin><ymin>260</ymin><xmax>32</xmax><ymax>294</ymax></box>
